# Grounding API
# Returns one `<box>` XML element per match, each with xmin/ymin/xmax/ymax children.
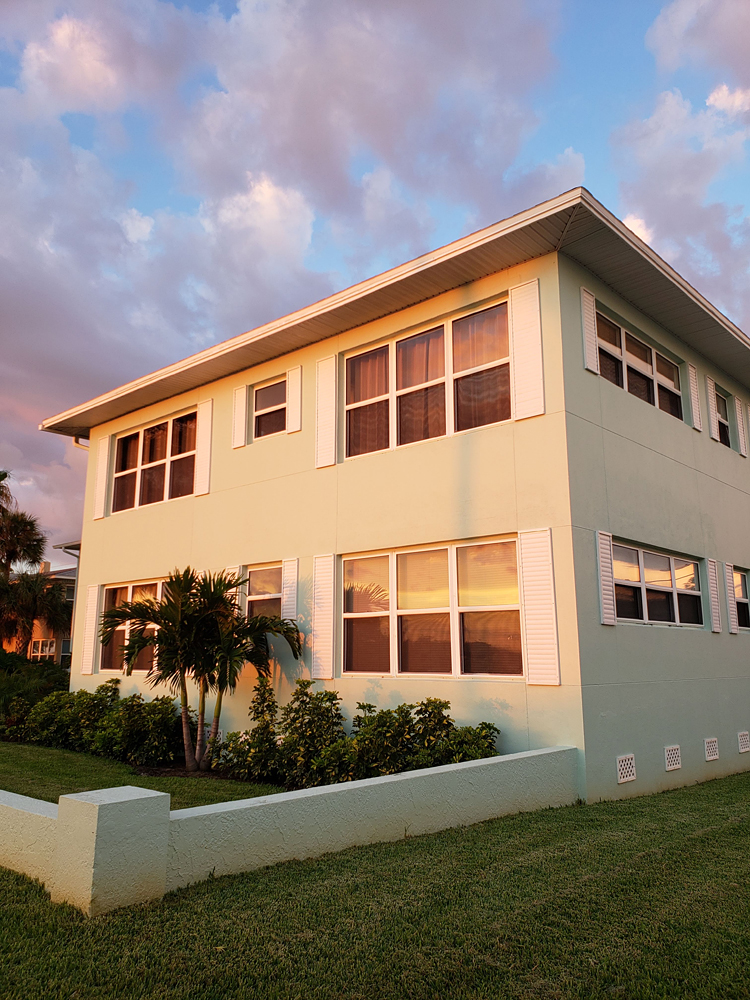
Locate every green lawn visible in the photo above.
<box><xmin>2</xmin><ymin>764</ymin><xmax>750</xmax><ymax>1000</ymax></box>
<box><xmin>0</xmin><ymin>742</ymin><xmax>280</xmax><ymax>810</ymax></box>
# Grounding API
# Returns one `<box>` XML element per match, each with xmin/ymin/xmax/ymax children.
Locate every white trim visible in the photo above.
<box><xmin>708</xmin><ymin>559</ymin><xmax>722</xmax><ymax>633</ymax></box>
<box><xmin>286</xmin><ymin>367</ymin><xmax>302</xmax><ymax>433</ymax></box>
<box><xmin>315</xmin><ymin>357</ymin><xmax>337</xmax><ymax>468</ymax></box>
<box><xmin>92</xmin><ymin>437</ymin><xmax>110</xmax><ymax>520</ymax></box>
<box><xmin>80</xmin><ymin>585</ymin><xmax>100</xmax><ymax>675</ymax></box>
<box><xmin>597</xmin><ymin>531</ymin><xmax>616</xmax><ymax>626</ymax></box>
<box><xmin>312</xmin><ymin>554</ymin><xmax>335</xmax><ymax>678</ymax></box>
<box><xmin>735</xmin><ymin>396</ymin><xmax>747</xmax><ymax>456</ymax></box>
<box><xmin>581</xmin><ymin>287</ymin><xmax>599</xmax><ymax>374</ymax></box>
<box><xmin>706</xmin><ymin>376</ymin><xmax>720</xmax><ymax>441</ymax></box>
<box><xmin>688</xmin><ymin>364</ymin><xmax>702</xmax><ymax>431</ymax></box>
<box><xmin>518</xmin><ymin>529</ymin><xmax>560</xmax><ymax>685</ymax></box>
<box><xmin>725</xmin><ymin>562</ymin><xmax>739</xmax><ymax>634</ymax></box>
<box><xmin>281</xmin><ymin>559</ymin><xmax>298</xmax><ymax>619</ymax></box>
<box><xmin>509</xmin><ymin>279</ymin><xmax>545</xmax><ymax>420</ymax></box>
<box><xmin>194</xmin><ymin>400</ymin><xmax>213</xmax><ymax>495</ymax></box>
<box><xmin>232</xmin><ymin>387</ymin><xmax>247</xmax><ymax>449</ymax></box>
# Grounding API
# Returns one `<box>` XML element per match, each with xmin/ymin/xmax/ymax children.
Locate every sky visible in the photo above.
<box><xmin>1</xmin><ymin>0</ymin><xmax>750</xmax><ymax>567</ymax></box>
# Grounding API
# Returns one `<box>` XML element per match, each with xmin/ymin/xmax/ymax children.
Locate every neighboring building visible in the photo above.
<box><xmin>4</xmin><ymin>558</ymin><xmax>77</xmax><ymax>669</ymax></box>
<box><xmin>41</xmin><ymin>188</ymin><xmax>750</xmax><ymax>800</ymax></box>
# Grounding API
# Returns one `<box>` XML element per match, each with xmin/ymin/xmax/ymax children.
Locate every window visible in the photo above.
<box><xmin>101</xmin><ymin>582</ymin><xmax>160</xmax><ymax>671</ymax></box>
<box><xmin>612</xmin><ymin>544</ymin><xmax>702</xmax><ymax>625</ymax></box>
<box><xmin>596</xmin><ymin>313</ymin><xmax>683</xmax><ymax>421</ymax></box>
<box><xmin>254</xmin><ymin>379</ymin><xmax>286</xmax><ymax>439</ymax></box>
<box><xmin>344</xmin><ymin>302</ymin><xmax>510</xmax><ymax>458</ymax></box>
<box><xmin>342</xmin><ymin>539</ymin><xmax>522</xmax><ymax>675</ymax></box>
<box><xmin>30</xmin><ymin>639</ymin><xmax>55</xmax><ymax>661</ymax></box>
<box><xmin>246</xmin><ymin>565</ymin><xmax>282</xmax><ymax>618</ymax></box>
<box><xmin>715</xmin><ymin>389</ymin><xmax>731</xmax><ymax>447</ymax></box>
<box><xmin>112</xmin><ymin>412</ymin><xmax>197</xmax><ymax>512</ymax></box>
<box><xmin>734</xmin><ymin>569</ymin><xmax>750</xmax><ymax>629</ymax></box>
<box><xmin>60</xmin><ymin>638</ymin><xmax>72</xmax><ymax>670</ymax></box>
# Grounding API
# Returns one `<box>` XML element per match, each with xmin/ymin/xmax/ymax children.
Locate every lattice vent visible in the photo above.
<box><xmin>704</xmin><ymin>737</ymin><xmax>719</xmax><ymax>761</ymax></box>
<box><xmin>738</xmin><ymin>731</ymin><xmax>750</xmax><ymax>754</ymax></box>
<box><xmin>617</xmin><ymin>754</ymin><xmax>636</xmax><ymax>783</ymax></box>
<box><xmin>664</xmin><ymin>745</ymin><xmax>682</xmax><ymax>771</ymax></box>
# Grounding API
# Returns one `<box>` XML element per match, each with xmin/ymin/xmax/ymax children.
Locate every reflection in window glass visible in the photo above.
<box><xmin>344</xmin><ymin>556</ymin><xmax>389</xmax><ymax>613</ymax></box>
<box><xmin>247</xmin><ymin>566</ymin><xmax>282</xmax><ymax>619</ymax></box>
<box><xmin>461</xmin><ymin>611</ymin><xmax>522</xmax><ymax>675</ymax></box>
<box><xmin>643</xmin><ymin>551</ymin><xmax>672</xmax><ymax>587</ymax></box>
<box><xmin>142</xmin><ymin>423</ymin><xmax>167</xmax><ymax>464</ymax></box>
<box><xmin>674</xmin><ymin>559</ymin><xmax>697</xmax><ymax>591</ymax></box>
<box><xmin>397</xmin><ymin>549</ymin><xmax>450</xmax><ymax>609</ymax></box>
<box><xmin>734</xmin><ymin>570</ymin><xmax>748</xmax><ymax>601</ymax></box>
<box><xmin>399</xmin><ymin>613</ymin><xmax>451</xmax><ymax>673</ymax></box>
<box><xmin>613</xmin><ymin>544</ymin><xmax>702</xmax><ymax>625</ymax></box>
<box><xmin>457</xmin><ymin>542</ymin><xmax>518</xmax><ymax>606</ymax></box>
<box><xmin>613</xmin><ymin>545</ymin><xmax>640</xmax><ymax>582</ymax></box>
<box><xmin>344</xmin><ymin>617</ymin><xmax>390</xmax><ymax>673</ymax></box>
<box><xmin>346</xmin><ymin>347</ymin><xmax>388</xmax><ymax>405</ymax></box>
<box><xmin>452</xmin><ymin>304</ymin><xmax>508</xmax><ymax>373</ymax></box>
<box><xmin>397</xmin><ymin>328</ymin><xmax>444</xmax><ymax>390</ymax></box>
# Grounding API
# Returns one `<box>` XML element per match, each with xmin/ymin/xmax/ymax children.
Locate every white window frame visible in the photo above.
<box><xmin>715</xmin><ymin>388</ymin><xmax>731</xmax><ymax>448</ymax></box>
<box><xmin>343</xmin><ymin>298</ymin><xmax>512</xmax><ymax>460</ymax></box>
<box><xmin>253</xmin><ymin>377</ymin><xmax>287</xmax><ymax>440</ymax></box>
<box><xmin>112</xmin><ymin>410</ymin><xmax>197</xmax><ymax>514</ymax></box>
<box><xmin>595</xmin><ymin>313</ymin><xmax>684</xmax><ymax>421</ymax></box>
<box><xmin>244</xmin><ymin>562</ymin><xmax>283</xmax><ymax>617</ymax></box>
<box><xmin>100</xmin><ymin>580</ymin><xmax>163</xmax><ymax>671</ymax></box>
<box><xmin>612</xmin><ymin>545</ymin><xmax>703</xmax><ymax>627</ymax></box>
<box><xmin>30</xmin><ymin>639</ymin><xmax>56</xmax><ymax>661</ymax></box>
<box><xmin>733</xmin><ymin>568</ymin><xmax>750</xmax><ymax>629</ymax></box>
<box><xmin>342</xmin><ymin>537</ymin><xmax>523</xmax><ymax>677</ymax></box>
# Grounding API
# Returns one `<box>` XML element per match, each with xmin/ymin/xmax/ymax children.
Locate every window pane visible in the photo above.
<box><xmin>256</xmin><ymin>381</ymin><xmax>286</xmax><ymax>412</ymax></box>
<box><xmin>646</xmin><ymin>589</ymin><xmax>675</xmax><ymax>622</ymax></box>
<box><xmin>346</xmin><ymin>346</ymin><xmax>388</xmax><ymax>404</ymax></box>
<box><xmin>738</xmin><ymin>602</ymin><xmax>750</xmax><ymax>629</ymax></box>
<box><xmin>643</xmin><ymin>552</ymin><xmax>672</xmax><ymax>587</ymax></box>
<box><xmin>249</xmin><ymin>567</ymin><xmax>282</xmax><ymax>596</ymax></box>
<box><xmin>613</xmin><ymin>545</ymin><xmax>640</xmax><ymax>583</ymax></box>
<box><xmin>101</xmin><ymin>628</ymin><xmax>126</xmax><ymax>671</ymax></box>
<box><xmin>674</xmin><ymin>559</ymin><xmax>698</xmax><ymax>591</ymax></box>
<box><xmin>719</xmin><ymin>421</ymin><xmax>731</xmax><ymax>448</ymax></box>
<box><xmin>615</xmin><ymin>584</ymin><xmax>643</xmax><ymax>620</ymax></box>
<box><xmin>344</xmin><ymin>617</ymin><xmax>390</xmax><ymax>673</ymax></box>
<box><xmin>596</xmin><ymin>314</ymin><xmax>620</xmax><ymax>349</ymax></box>
<box><xmin>344</xmin><ymin>556</ymin><xmax>389</xmax><ymax>613</ymax></box>
<box><xmin>131</xmin><ymin>631</ymin><xmax>156</xmax><ymax>672</ymax></box>
<box><xmin>656</xmin><ymin>354</ymin><xmax>680</xmax><ymax>390</ymax></box>
<box><xmin>457</xmin><ymin>541</ymin><xmax>518</xmax><ymax>606</ymax></box>
<box><xmin>677</xmin><ymin>593</ymin><xmax>702</xmax><ymax>625</ymax></box>
<box><xmin>171</xmin><ymin>413</ymin><xmax>197</xmax><ymax>455</ymax></box>
<box><xmin>397</xmin><ymin>327</ymin><xmax>444</xmax><ymax>390</ymax></box>
<box><xmin>625</xmin><ymin>334</ymin><xmax>652</xmax><ymax>368</ymax></box>
<box><xmin>249</xmin><ymin>597</ymin><xmax>282</xmax><ymax>618</ymax></box>
<box><xmin>599</xmin><ymin>350</ymin><xmax>623</xmax><ymax>387</ymax></box>
<box><xmin>169</xmin><ymin>454</ymin><xmax>195</xmax><ymax>499</ymax></box>
<box><xmin>734</xmin><ymin>571</ymin><xmax>748</xmax><ymax>601</ymax></box>
<box><xmin>104</xmin><ymin>587</ymin><xmax>128</xmax><ymax>611</ymax></box>
<box><xmin>255</xmin><ymin>408</ymin><xmax>286</xmax><ymax>438</ymax></box>
<box><xmin>658</xmin><ymin>385</ymin><xmax>683</xmax><ymax>420</ymax></box>
<box><xmin>346</xmin><ymin>400</ymin><xmax>389</xmax><ymax>456</ymax></box>
<box><xmin>132</xmin><ymin>583</ymin><xmax>158</xmax><ymax>602</ymax></box>
<box><xmin>461</xmin><ymin>610</ymin><xmax>522</xmax><ymax>675</ymax></box>
<box><xmin>716</xmin><ymin>393</ymin><xmax>729</xmax><ymax>422</ymax></box>
<box><xmin>142</xmin><ymin>423</ymin><xmax>168</xmax><ymax>464</ymax></box>
<box><xmin>397</xmin><ymin>549</ymin><xmax>449</xmax><ymax>609</ymax></box>
<box><xmin>115</xmin><ymin>433</ymin><xmax>139</xmax><ymax>472</ymax></box>
<box><xmin>139</xmin><ymin>464</ymin><xmax>165</xmax><ymax>506</ymax></box>
<box><xmin>454</xmin><ymin>363</ymin><xmax>510</xmax><ymax>432</ymax></box>
<box><xmin>452</xmin><ymin>303</ymin><xmax>508</xmax><ymax>373</ymax></box>
<box><xmin>112</xmin><ymin>472</ymin><xmax>136</xmax><ymax>512</ymax></box>
<box><xmin>398</xmin><ymin>613</ymin><xmax>451</xmax><ymax>673</ymax></box>
<box><xmin>627</xmin><ymin>367</ymin><xmax>655</xmax><ymax>404</ymax></box>
<box><xmin>397</xmin><ymin>385</ymin><xmax>446</xmax><ymax>445</ymax></box>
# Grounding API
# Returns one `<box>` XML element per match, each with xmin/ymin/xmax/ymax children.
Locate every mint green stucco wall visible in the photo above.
<box><xmin>559</xmin><ymin>252</ymin><xmax>750</xmax><ymax>800</ymax></box>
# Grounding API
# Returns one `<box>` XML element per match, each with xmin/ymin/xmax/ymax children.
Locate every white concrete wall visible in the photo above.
<box><xmin>0</xmin><ymin>790</ymin><xmax>57</xmax><ymax>883</ymax></box>
<box><xmin>166</xmin><ymin>746</ymin><xmax>578</xmax><ymax>892</ymax></box>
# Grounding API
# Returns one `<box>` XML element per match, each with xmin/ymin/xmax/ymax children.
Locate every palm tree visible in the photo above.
<box><xmin>199</xmin><ymin>613</ymin><xmax>301</xmax><ymax>771</ymax></box>
<box><xmin>0</xmin><ymin>471</ymin><xmax>13</xmax><ymax>513</ymax></box>
<box><xmin>0</xmin><ymin>573</ymin><xmax>72</xmax><ymax>657</ymax></box>
<box><xmin>0</xmin><ymin>510</ymin><xmax>46</xmax><ymax>581</ymax></box>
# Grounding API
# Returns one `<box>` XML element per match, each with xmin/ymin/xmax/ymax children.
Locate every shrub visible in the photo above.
<box><xmin>22</xmin><ymin>679</ymin><xmax>120</xmax><ymax>752</ymax></box>
<box><xmin>214</xmin><ymin>676</ymin><xmax>282</xmax><ymax>784</ymax></box>
<box><xmin>278</xmin><ymin>679</ymin><xmax>347</xmax><ymax>789</ymax></box>
<box><xmin>0</xmin><ymin>648</ymin><xmax>69</xmax><ymax>720</ymax></box>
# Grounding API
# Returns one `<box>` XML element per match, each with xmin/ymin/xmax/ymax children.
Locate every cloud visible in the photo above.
<box><xmin>622</xmin><ymin>214</ymin><xmax>655</xmax><ymax>244</ymax></box>
<box><xmin>647</xmin><ymin>0</ymin><xmax>750</xmax><ymax>85</ymax></box>
<box><xmin>707</xmin><ymin>84</ymin><xmax>750</xmax><ymax>120</ymax></box>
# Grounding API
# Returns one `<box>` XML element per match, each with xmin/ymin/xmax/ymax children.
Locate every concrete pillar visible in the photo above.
<box><xmin>49</xmin><ymin>786</ymin><xmax>170</xmax><ymax>916</ymax></box>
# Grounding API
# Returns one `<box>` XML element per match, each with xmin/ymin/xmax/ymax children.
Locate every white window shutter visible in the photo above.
<box><xmin>194</xmin><ymin>399</ymin><xmax>213</xmax><ymax>495</ymax></box>
<box><xmin>688</xmin><ymin>364</ymin><xmax>702</xmax><ymax>431</ymax></box>
<box><xmin>707</xmin><ymin>559</ymin><xmax>722</xmax><ymax>632</ymax></box>
<box><xmin>232</xmin><ymin>387</ymin><xmax>247</xmax><ymax>449</ymax></box>
<box><xmin>315</xmin><ymin>357</ymin><xmax>337</xmax><ymax>468</ymax></box>
<box><xmin>706</xmin><ymin>377</ymin><xmax>720</xmax><ymax>441</ymax></box>
<box><xmin>518</xmin><ymin>529</ymin><xmax>560</xmax><ymax>685</ymax></box>
<box><xmin>282</xmin><ymin>558</ymin><xmax>299</xmax><ymax>618</ymax></box>
<box><xmin>224</xmin><ymin>565</ymin><xmax>243</xmax><ymax>604</ymax></box>
<box><xmin>581</xmin><ymin>287</ymin><xmax>599</xmax><ymax>374</ymax></box>
<box><xmin>510</xmin><ymin>279</ymin><xmax>545</xmax><ymax>420</ymax></box>
<box><xmin>725</xmin><ymin>562</ymin><xmax>739</xmax><ymax>634</ymax></box>
<box><xmin>287</xmin><ymin>366</ymin><xmax>302</xmax><ymax>433</ymax></box>
<box><xmin>312</xmin><ymin>554</ymin><xmax>335</xmax><ymax>678</ymax></box>
<box><xmin>597</xmin><ymin>531</ymin><xmax>617</xmax><ymax>626</ymax></box>
<box><xmin>734</xmin><ymin>397</ymin><xmax>747</xmax><ymax>456</ymax></box>
<box><xmin>80</xmin><ymin>585</ymin><xmax>100</xmax><ymax>675</ymax></box>
<box><xmin>93</xmin><ymin>436</ymin><xmax>110</xmax><ymax>520</ymax></box>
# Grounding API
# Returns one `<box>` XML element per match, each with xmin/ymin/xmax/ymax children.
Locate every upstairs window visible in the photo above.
<box><xmin>715</xmin><ymin>389</ymin><xmax>731</xmax><ymax>447</ymax></box>
<box><xmin>596</xmin><ymin>313</ymin><xmax>683</xmax><ymax>421</ymax></box>
<box><xmin>101</xmin><ymin>582</ymin><xmax>159</xmax><ymax>671</ymax></box>
<box><xmin>344</xmin><ymin>302</ymin><xmax>511</xmax><ymax>458</ymax></box>
<box><xmin>112</xmin><ymin>412</ymin><xmax>197</xmax><ymax>512</ymax></box>
<box><xmin>612</xmin><ymin>544</ymin><xmax>702</xmax><ymax>625</ymax></box>
<box><xmin>246</xmin><ymin>565</ymin><xmax>282</xmax><ymax>618</ymax></box>
<box><xmin>30</xmin><ymin>639</ymin><xmax>55</xmax><ymax>662</ymax></box>
<box><xmin>734</xmin><ymin>569</ymin><xmax>750</xmax><ymax>628</ymax></box>
<box><xmin>254</xmin><ymin>379</ymin><xmax>286</xmax><ymax>439</ymax></box>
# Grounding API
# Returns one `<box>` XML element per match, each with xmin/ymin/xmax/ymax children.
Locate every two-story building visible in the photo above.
<box><xmin>42</xmin><ymin>188</ymin><xmax>750</xmax><ymax>800</ymax></box>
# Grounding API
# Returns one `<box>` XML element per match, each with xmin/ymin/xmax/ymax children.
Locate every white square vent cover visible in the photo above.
<box><xmin>739</xmin><ymin>731</ymin><xmax>750</xmax><ymax>754</ymax></box>
<box><xmin>664</xmin><ymin>745</ymin><xmax>682</xmax><ymax>771</ymax></box>
<box><xmin>704</xmin><ymin>737</ymin><xmax>719</xmax><ymax>761</ymax></box>
<box><xmin>617</xmin><ymin>754</ymin><xmax>636</xmax><ymax>783</ymax></box>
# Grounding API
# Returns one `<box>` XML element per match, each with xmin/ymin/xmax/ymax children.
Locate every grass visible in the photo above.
<box><xmin>1</xmin><ymin>765</ymin><xmax>750</xmax><ymax>1000</ymax></box>
<box><xmin>0</xmin><ymin>743</ymin><xmax>281</xmax><ymax>810</ymax></box>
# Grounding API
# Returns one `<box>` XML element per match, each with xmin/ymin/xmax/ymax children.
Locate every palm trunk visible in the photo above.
<box><xmin>180</xmin><ymin>672</ymin><xmax>197</xmax><ymax>772</ymax></box>
<box><xmin>195</xmin><ymin>676</ymin><xmax>207</xmax><ymax>765</ymax></box>
<box><xmin>199</xmin><ymin>689</ymin><xmax>223</xmax><ymax>771</ymax></box>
